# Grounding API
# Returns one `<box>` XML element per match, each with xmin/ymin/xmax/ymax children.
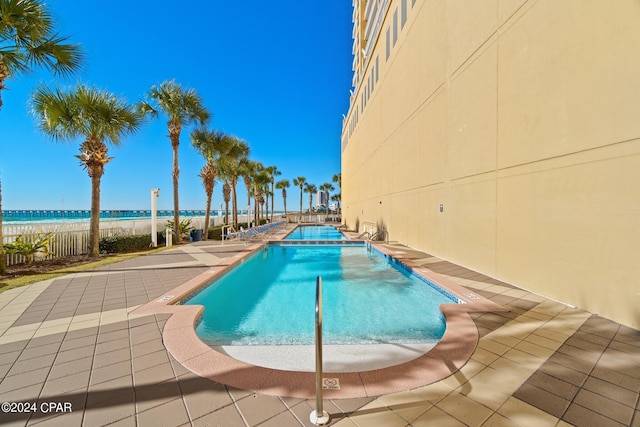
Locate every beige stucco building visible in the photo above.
<box><xmin>341</xmin><ymin>0</ymin><xmax>640</xmax><ymax>329</ymax></box>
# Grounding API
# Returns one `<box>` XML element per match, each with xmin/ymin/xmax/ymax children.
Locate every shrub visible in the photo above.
<box><xmin>208</xmin><ymin>225</ymin><xmax>223</xmax><ymax>240</ymax></box>
<box><xmin>3</xmin><ymin>233</ymin><xmax>55</xmax><ymax>264</ymax></box>
<box><xmin>99</xmin><ymin>234</ymin><xmax>152</xmax><ymax>254</ymax></box>
<box><xmin>165</xmin><ymin>218</ymin><xmax>194</xmax><ymax>240</ymax></box>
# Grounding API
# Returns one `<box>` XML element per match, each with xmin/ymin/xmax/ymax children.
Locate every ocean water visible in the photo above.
<box><xmin>2</xmin><ymin>209</ymin><xmax>249</xmax><ymax>224</ymax></box>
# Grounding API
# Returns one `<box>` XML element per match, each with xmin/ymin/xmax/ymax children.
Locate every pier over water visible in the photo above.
<box><xmin>3</xmin><ymin>210</ymin><xmax>225</xmax><ymax>223</ymax></box>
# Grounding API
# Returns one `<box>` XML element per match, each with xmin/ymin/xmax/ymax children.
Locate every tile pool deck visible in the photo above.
<box><xmin>0</xmin><ymin>223</ymin><xmax>638</xmax><ymax>426</ymax></box>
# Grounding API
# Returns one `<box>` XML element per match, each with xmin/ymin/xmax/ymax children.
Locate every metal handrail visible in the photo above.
<box><xmin>355</xmin><ymin>231</ymin><xmax>371</xmax><ymax>240</ymax></box>
<box><xmin>370</xmin><ymin>229</ymin><xmax>389</xmax><ymax>244</ymax></box>
<box><xmin>221</xmin><ymin>225</ymin><xmax>236</xmax><ymax>243</ymax></box>
<box><xmin>310</xmin><ymin>276</ymin><xmax>330</xmax><ymax>425</ymax></box>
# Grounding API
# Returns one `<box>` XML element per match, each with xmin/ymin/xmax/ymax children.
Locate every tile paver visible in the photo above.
<box><xmin>0</xmin><ymin>224</ymin><xmax>638</xmax><ymax>426</ymax></box>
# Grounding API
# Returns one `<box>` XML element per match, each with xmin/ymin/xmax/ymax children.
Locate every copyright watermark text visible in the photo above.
<box><xmin>1</xmin><ymin>401</ymin><xmax>72</xmax><ymax>413</ymax></box>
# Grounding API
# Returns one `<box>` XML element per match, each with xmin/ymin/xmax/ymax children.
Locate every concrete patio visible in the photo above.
<box><xmin>0</xmin><ymin>225</ymin><xmax>638</xmax><ymax>426</ymax></box>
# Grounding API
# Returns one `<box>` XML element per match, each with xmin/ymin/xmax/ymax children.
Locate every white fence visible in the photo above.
<box><xmin>1</xmin><ymin>215</ymin><xmax>247</xmax><ymax>267</ymax></box>
<box><xmin>285</xmin><ymin>213</ymin><xmax>342</xmax><ymax>223</ymax></box>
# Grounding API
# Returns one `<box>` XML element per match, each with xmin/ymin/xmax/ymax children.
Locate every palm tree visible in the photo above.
<box><xmin>217</xmin><ymin>137</ymin><xmax>249</xmax><ymax>229</ymax></box>
<box><xmin>1</xmin><ymin>0</ymin><xmax>84</xmax><ymax>272</ymax></box>
<box><xmin>31</xmin><ymin>84</ymin><xmax>142</xmax><ymax>256</ymax></box>
<box><xmin>140</xmin><ymin>80</ymin><xmax>210</xmax><ymax>243</ymax></box>
<box><xmin>320</xmin><ymin>183</ymin><xmax>334</xmax><ymax>212</ymax></box>
<box><xmin>304</xmin><ymin>183</ymin><xmax>317</xmax><ymax>213</ymax></box>
<box><xmin>191</xmin><ymin>128</ymin><xmax>227</xmax><ymax>239</ymax></box>
<box><xmin>246</xmin><ymin>161</ymin><xmax>263</xmax><ymax>224</ymax></box>
<box><xmin>222</xmin><ymin>180</ymin><xmax>231</xmax><ymax>225</ymax></box>
<box><xmin>276</xmin><ymin>179</ymin><xmax>290</xmax><ymax>217</ymax></box>
<box><xmin>264</xmin><ymin>166</ymin><xmax>280</xmax><ymax>222</ymax></box>
<box><xmin>293</xmin><ymin>176</ymin><xmax>306</xmax><ymax>216</ymax></box>
<box><xmin>252</xmin><ymin>166</ymin><xmax>270</xmax><ymax>225</ymax></box>
<box><xmin>333</xmin><ymin>172</ymin><xmax>342</xmax><ymax>213</ymax></box>
<box><xmin>241</xmin><ymin>162</ymin><xmax>254</xmax><ymax>226</ymax></box>
<box><xmin>331</xmin><ymin>193</ymin><xmax>341</xmax><ymax>215</ymax></box>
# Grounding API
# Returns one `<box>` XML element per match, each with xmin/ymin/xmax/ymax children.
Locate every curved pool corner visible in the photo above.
<box><xmin>133</xmin><ymin>241</ymin><xmax>507</xmax><ymax>399</ymax></box>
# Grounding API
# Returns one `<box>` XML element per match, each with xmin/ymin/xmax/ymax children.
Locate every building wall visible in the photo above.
<box><xmin>341</xmin><ymin>0</ymin><xmax>640</xmax><ymax>329</ymax></box>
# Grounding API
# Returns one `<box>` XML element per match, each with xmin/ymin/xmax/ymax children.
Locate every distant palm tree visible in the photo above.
<box><xmin>241</xmin><ymin>161</ymin><xmax>254</xmax><ymax>225</ymax></box>
<box><xmin>333</xmin><ymin>172</ymin><xmax>342</xmax><ymax>213</ymax></box>
<box><xmin>247</xmin><ymin>161</ymin><xmax>264</xmax><ymax>224</ymax></box>
<box><xmin>252</xmin><ymin>166</ymin><xmax>270</xmax><ymax>224</ymax></box>
<box><xmin>331</xmin><ymin>193</ymin><xmax>341</xmax><ymax>214</ymax></box>
<box><xmin>293</xmin><ymin>176</ymin><xmax>306</xmax><ymax>216</ymax></box>
<box><xmin>140</xmin><ymin>80</ymin><xmax>210</xmax><ymax>243</ymax></box>
<box><xmin>0</xmin><ymin>0</ymin><xmax>84</xmax><ymax>272</ymax></box>
<box><xmin>276</xmin><ymin>179</ymin><xmax>290</xmax><ymax>216</ymax></box>
<box><xmin>265</xmin><ymin>166</ymin><xmax>280</xmax><ymax>222</ymax></box>
<box><xmin>190</xmin><ymin>128</ymin><xmax>228</xmax><ymax>239</ymax></box>
<box><xmin>222</xmin><ymin>180</ymin><xmax>231</xmax><ymax>225</ymax></box>
<box><xmin>304</xmin><ymin>183</ymin><xmax>317</xmax><ymax>213</ymax></box>
<box><xmin>31</xmin><ymin>84</ymin><xmax>142</xmax><ymax>256</ymax></box>
<box><xmin>320</xmin><ymin>182</ymin><xmax>334</xmax><ymax>211</ymax></box>
<box><xmin>217</xmin><ymin>137</ymin><xmax>249</xmax><ymax>229</ymax></box>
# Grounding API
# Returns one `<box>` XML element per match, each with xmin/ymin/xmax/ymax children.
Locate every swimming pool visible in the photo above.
<box><xmin>183</xmin><ymin>243</ymin><xmax>457</xmax><ymax>347</ymax></box>
<box><xmin>284</xmin><ymin>225</ymin><xmax>347</xmax><ymax>240</ymax></box>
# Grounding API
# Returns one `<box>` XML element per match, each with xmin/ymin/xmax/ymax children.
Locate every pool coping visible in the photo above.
<box><xmin>133</xmin><ymin>237</ymin><xmax>507</xmax><ymax>399</ymax></box>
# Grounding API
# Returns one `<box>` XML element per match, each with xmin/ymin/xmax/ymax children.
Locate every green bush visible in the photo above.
<box><xmin>165</xmin><ymin>218</ymin><xmax>194</xmax><ymax>240</ymax></box>
<box><xmin>99</xmin><ymin>234</ymin><xmax>152</xmax><ymax>254</ymax></box>
<box><xmin>208</xmin><ymin>225</ymin><xmax>223</xmax><ymax>240</ymax></box>
<box><xmin>3</xmin><ymin>233</ymin><xmax>55</xmax><ymax>264</ymax></box>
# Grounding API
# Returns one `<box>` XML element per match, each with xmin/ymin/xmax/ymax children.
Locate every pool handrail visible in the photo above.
<box><xmin>355</xmin><ymin>231</ymin><xmax>371</xmax><ymax>240</ymax></box>
<box><xmin>311</xmin><ymin>276</ymin><xmax>330</xmax><ymax>425</ymax></box>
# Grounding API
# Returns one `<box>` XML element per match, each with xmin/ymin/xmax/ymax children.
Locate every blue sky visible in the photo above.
<box><xmin>0</xmin><ymin>1</ymin><xmax>352</xmax><ymax>211</ymax></box>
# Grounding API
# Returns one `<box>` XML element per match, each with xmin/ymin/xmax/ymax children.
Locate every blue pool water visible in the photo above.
<box><xmin>285</xmin><ymin>225</ymin><xmax>347</xmax><ymax>240</ymax></box>
<box><xmin>184</xmin><ymin>243</ymin><xmax>457</xmax><ymax>346</ymax></box>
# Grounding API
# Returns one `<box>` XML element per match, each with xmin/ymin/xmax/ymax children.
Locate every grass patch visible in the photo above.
<box><xmin>0</xmin><ymin>246</ymin><xmax>171</xmax><ymax>293</ymax></box>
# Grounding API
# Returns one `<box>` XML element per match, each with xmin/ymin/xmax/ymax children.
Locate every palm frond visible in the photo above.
<box><xmin>31</xmin><ymin>83</ymin><xmax>142</xmax><ymax>146</ymax></box>
<box><xmin>0</xmin><ymin>0</ymin><xmax>83</xmax><ymax>78</ymax></box>
<box><xmin>145</xmin><ymin>79</ymin><xmax>210</xmax><ymax>127</ymax></box>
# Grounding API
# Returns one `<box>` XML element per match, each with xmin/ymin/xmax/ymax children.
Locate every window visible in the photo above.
<box><xmin>385</xmin><ymin>27</ymin><xmax>390</xmax><ymax>60</ymax></box>
<box><xmin>401</xmin><ymin>0</ymin><xmax>407</xmax><ymax>28</ymax></box>
<box><xmin>375</xmin><ymin>55</ymin><xmax>379</xmax><ymax>82</ymax></box>
<box><xmin>393</xmin><ymin>7</ymin><xmax>398</xmax><ymax>46</ymax></box>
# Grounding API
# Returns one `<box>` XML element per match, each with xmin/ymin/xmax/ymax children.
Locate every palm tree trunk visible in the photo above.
<box><xmin>204</xmin><ymin>193</ymin><xmax>212</xmax><ymax>240</ymax></box>
<box><xmin>254</xmin><ymin>193</ymin><xmax>259</xmax><ymax>225</ymax></box>
<box><xmin>231</xmin><ymin>178</ymin><xmax>238</xmax><ymax>230</ymax></box>
<box><xmin>270</xmin><ymin>182</ymin><xmax>275</xmax><ymax>222</ymax></box>
<box><xmin>171</xmin><ymin>137</ymin><xmax>181</xmax><ymax>243</ymax></box>
<box><xmin>283</xmin><ymin>192</ymin><xmax>288</xmax><ymax>216</ymax></box>
<box><xmin>246</xmin><ymin>193</ymin><xmax>251</xmax><ymax>227</ymax></box>
<box><xmin>299</xmin><ymin>187</ymin><xmax>303</xmax><ymax>215</ymax></box>
<box><xmin>89</xmin><ymin>172</ymin><xmax>102</xmax><ymax>257</ymax></box>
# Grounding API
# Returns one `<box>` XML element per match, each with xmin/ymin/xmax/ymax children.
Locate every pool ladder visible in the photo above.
<box><xmin>310</xmin><ymin>276</ymin><xmax>330</xmax><ymax>425</ymax></box>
